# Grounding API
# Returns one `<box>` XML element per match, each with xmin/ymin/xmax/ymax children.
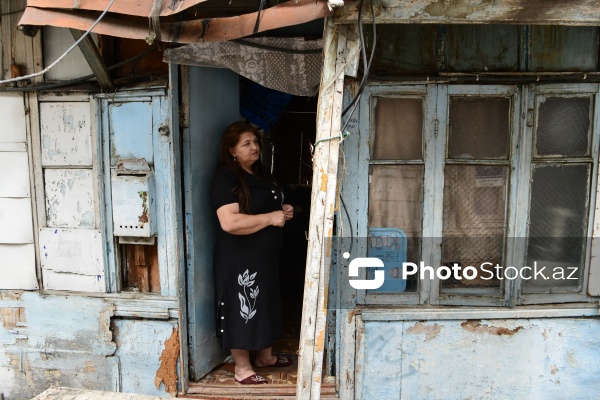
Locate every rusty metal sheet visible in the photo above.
<box><xmin>19</xmin><ymin>0</ymin><xmax>334</xmax><ymax>43</ymax></box>
<box><xmin>27</xmin><ymin>0</ymin><xmax>207</xmax><ymax>17</ymax></box>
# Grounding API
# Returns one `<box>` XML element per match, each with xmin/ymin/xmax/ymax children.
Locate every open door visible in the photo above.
<box><xmin>184</xmin><ymin>66</ymin><xmax>240</xmax><ymax>380</ymax></box>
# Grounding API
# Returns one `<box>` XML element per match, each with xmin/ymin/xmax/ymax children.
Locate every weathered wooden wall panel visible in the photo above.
<box><xmin>357</xmin><ymin>318</ymin><xmax>600</xmax><ymax>399</ymax></box>
<box><xmin>113</xmin><ymin>319</ymin><xmax>178</xmax><ymax>396</ymax></box>
<box><xmin>40</xmin><ymin>102</ymin><xmax>92</xmax><ymax>166</ymax></box>
<box><xmin>0</xmin><ymin>292</ymin><xmax>118</xmax><ymax>399</ymax></box>
<box><xmin>109</xmin><ymin>101</ymin><xmax>154</xmax><ymax>166</ymax></box>
<box><xmin>0</xmin><ymin>151</ymin><xmax>30</xmax><ymax>197</ymax></box>
<box><xmin>0</xmin><ymin>92</ymin><xmax>36</xmax><ymax>290</ymax></box>
<box><xmin>100</xmin><ymin>90</ymin><xmax>178</xmax><ymax>296</ymax></box>
<box><xmin>336</xmin><ymin>0</ymin><xmax>600</xmax><ymax>25</ymax></box>
<box><xmin>39</xmin><ymin>228</ymin><xmax>105</xmax><ymax>292</ymax></box>
<box><xmin>0</xmin><ymin>198</ymin><xmax>34</xmax><ymax>243</ymax></box>
<box><xmin>589</xmin><ymin>144</ymin><xmax>600</xmax><ymax>295</ymax></box>
<box><xmin>44</xmin><ymin>169</ymin><xmax>95</xmax><ymax>229</ymax></box>
<box><xmin>0</xmin><ymin>94</ymin><xmax>26</xmax><ymax>143</ymax></box>
<box><xmin>1</xmin><ymin>0</ymin><xmax>43</xmax><ymax>82</ymax></box>
<box><xmin>0</xmin><ymin>244</ymin><xmax>38</xmax><ymax>289</ymax></box>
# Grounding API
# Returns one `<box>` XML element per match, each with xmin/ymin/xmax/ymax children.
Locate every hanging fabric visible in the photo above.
<box><xmin>163</xmin><ymin>37</ymin><xmax>323</xmax><ymax>96</ymax></box>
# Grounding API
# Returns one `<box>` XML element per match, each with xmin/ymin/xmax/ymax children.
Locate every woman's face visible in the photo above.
<box><xmin>231</xmin><ymin>131</ymin><xmax>260</xmax><ymax>170</ymax></box>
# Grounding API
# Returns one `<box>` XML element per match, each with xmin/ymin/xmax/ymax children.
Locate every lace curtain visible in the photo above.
<box><xmin>163</xmin><ymin>37</ymin><xmax>323</xmax><ymax>96</ymax></box>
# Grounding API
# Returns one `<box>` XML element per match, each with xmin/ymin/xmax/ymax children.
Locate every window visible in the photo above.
<box><xmin>362</xmin><ymin>84</ymin><xmax>600</xmax><ymax>305</ymax></box>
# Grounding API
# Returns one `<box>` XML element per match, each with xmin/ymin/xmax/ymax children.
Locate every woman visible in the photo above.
<box><xmin>210</xmin><ymin>121</ymin><xmax>294</xmax><ymax>385</ymax></box>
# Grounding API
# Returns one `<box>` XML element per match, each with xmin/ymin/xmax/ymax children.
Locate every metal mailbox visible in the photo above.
<box><xmin>111</xmin><ymin>158</ymin><xmax>156</xmax><ymax>242</ymax></box>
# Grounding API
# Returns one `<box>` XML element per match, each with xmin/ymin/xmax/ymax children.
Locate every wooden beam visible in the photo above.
<box><xmin>335</xmin><ymin>0</ymin><xmax>600</xmax><ymax>26</ymax></box>
<box><xmin>2</xmin><ymin>0</ymin><xmax>43</xmax><ymax>83</ymax></box>
<box><xmin>297</xmin><ymin>19</ymin><xmax>350</xmax><ymax>400</ymax></box>
<box><xmin>69</xmin><ymin>29</ymin><xmax>114</xmax><ymax>92</ymax></box>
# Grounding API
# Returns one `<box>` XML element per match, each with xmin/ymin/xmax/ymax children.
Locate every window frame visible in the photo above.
<box><xmin>356</xmin><ymin>83</ymin><xmax>600</xmax><ymax>307</ymax></box>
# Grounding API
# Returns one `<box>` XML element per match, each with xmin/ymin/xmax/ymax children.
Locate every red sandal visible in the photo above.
<box><xmin>255</xmin><ymin>355</ymin><xmax>294</xmax><ymax>368</ymax></box>
<box><xmin>235</xmin><ymin>374</ymin><xmax>268</xmax><ymax>384</ymax></box>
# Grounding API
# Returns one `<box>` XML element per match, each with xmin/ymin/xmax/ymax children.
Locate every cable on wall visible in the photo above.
<box><xmin>0</xmin><ymin>0</ymin><xmax>116</xmax><ymax>85</ymax></box>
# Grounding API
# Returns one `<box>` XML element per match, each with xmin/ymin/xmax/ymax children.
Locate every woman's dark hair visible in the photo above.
<box><xmin>219</xmin><ymin>121</ymin><xmax>280</xmax><ymax>214</ymax></box>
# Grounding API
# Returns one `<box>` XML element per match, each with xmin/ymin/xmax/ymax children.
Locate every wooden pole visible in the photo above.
<box><xmin>296</xmin><ymin>18</ymin><xmax>349</xmax><ymax>400</ymax></box>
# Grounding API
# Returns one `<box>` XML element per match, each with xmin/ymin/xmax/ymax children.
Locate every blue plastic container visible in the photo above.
<box><xmin>367</xmin><ymin>227</ymin><xmax>408</xmax><ymax>293</ymax></box>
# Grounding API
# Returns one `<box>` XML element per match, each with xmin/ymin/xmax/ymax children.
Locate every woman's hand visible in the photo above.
<box><xmin>269</xmin><ymin>210</ymin><xmax>286</xmax><ymax>227</ymax></box>
<box><xmin>282</xmin><ymin>204</ymin><xmax>294</xmax><ymax>221</ymax></box>
<box><xmin>217</xmin><ymin>203</ymin><xmax>286</xmax><ymax>234</ymax></box>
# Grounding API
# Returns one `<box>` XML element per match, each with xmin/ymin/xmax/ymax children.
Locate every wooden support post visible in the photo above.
<box><xmin>1</xmin><ymin>0</ymin><xmax>43</xmax><ymax>83</ymax></box>
<box><xmin>297</xmin><ymin>18</ymin><xmax>349</xmax><ymax>400</ymax></box>
<box><xmin>133</xmin><ymin>244</ymin><xmax>149</xmax><ymax>292</ymax></box>
<box><xmin>69</xmin><ymin>28</ymin><xmax>115</xmax><ymax>92</ymax></box>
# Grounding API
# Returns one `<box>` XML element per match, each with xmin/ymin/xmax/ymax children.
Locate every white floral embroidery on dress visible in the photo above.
<box><xmin>238</xmin><ymin>269</ymin><xmax>259</xmax><ymax>323</ymax></box>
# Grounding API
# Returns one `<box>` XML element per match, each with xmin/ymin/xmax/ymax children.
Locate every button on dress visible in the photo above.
<box><xmin>209</xmin><ymin>168</ymin><xmax>283</xmax><ymax>350</ymax></box>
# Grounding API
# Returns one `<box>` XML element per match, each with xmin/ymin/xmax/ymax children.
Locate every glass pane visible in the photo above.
<box><xmin>441</xmin><ymin>166</ymin><xmax>509</xmax><ymax>291</ymax></box>
<box><xmin>529</xmin><ymin>26</ymin><xmax>599</xmax><ymax>72</ymax></box>
<box><xmin>524</xmin><ymin>164</ymin><xmax>590</xmax><ymax>293</ymax></box>
<box><xmin>535</xmin><ymin>96</ymin><xmax>591</xmax><ymax>157</ymax></box>
<box><xmin>369</xmin><ymin>165</ymin><xmax>423</xmax><ymax>292</ymax></box>
<box><xmin>445</xmin><ymin>25</ymin><xmax>519</xmax><ymax>72</ymax></box>
<box><xmin>448</xmin><ymin>97</ymin><xmax>510</xmax><ymax>159</ymax></box>
<box><xmin>373</xmin><ymin>97</ymin><xmax>423</xmax><ymax>160</ymax></box>
<box><xmin>365</xmin><ymin>24</ymin><xmax>438</xmax><ymax>76</ymax></box>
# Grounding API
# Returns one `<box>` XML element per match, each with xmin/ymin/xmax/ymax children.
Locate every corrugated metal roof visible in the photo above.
<box><xmin>18</xmin><ymin>0</ymin><xmax>333</xmax><ymax>43</ymax></box>
<box><xmin>25</xmin><ymin>0</ymin><xmax>206</xmax><ymax>17</ymax></box>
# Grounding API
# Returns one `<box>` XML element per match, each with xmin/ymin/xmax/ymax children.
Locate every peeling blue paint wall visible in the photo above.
<box><xmin>0</xmin><ymin>292</ymin><xmax>118</xmax><ymax>398</ymax></box>
<box><xmin>0</xmin><ymin>292</ymin><xmax>179</xmax><ymax>400</ymax></box>
<box><xmin>358</xmin><ymin>318</ymin><xmax>600</xmax><ymax>399</ymax></box>
<box><xmin>114</xmin><ymin>319</ymin><xmax>178</xmax><ymax>396</ymax></box>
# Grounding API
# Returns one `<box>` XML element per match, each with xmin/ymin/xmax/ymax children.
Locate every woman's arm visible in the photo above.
<box><xmin>216</xmin><ymin>203</ymin><xmax>286</xmax><ymax>235</ymax></box>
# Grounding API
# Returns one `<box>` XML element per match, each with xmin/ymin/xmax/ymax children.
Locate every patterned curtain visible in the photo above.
<box><xmin>163</xmin><ymin>37</ymin><xmax>323</xmax><ymax>96</ymax></box>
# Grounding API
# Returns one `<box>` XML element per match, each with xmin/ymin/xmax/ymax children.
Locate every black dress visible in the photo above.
<box><xmin>209</xmin><ymin>167</ymin><xmax>284</xmax><ymax>350</ymax></box>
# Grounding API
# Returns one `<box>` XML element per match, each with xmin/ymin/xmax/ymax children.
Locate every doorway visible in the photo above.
<box><xmin>182</xmin><ymin>67</ymin><xmax>335</xmax><ymax>397</ymax></box>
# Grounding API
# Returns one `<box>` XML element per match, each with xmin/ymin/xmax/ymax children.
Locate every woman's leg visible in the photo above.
<box><xmin>255</xmin><ymin>347</ymin><xmax>277</xmax><ymax>367</ymax></box>
<box><xmin>231</xmin><ymin>349</ymin><xmax>256</xmax><ymax>381</ymax></box>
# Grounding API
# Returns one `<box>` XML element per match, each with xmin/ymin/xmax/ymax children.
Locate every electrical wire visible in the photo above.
<box><xmin>0</xmin><ymin>44</ymin><xmax>159</xmax><ymax>92</ymax></box>
<box><xmin>253</xmin><ymin>0</ymin><xmax>267</xmax><ymax>34</ymax></box>
<box><xmin>0</xmin><ymin>0</ymin><xmax>116</xmax><ymax>85</ymax></box>
<box><xmin>340</xmin><ymin>194</ymin><xmax>353</xmax><ymax>255</ymax></box>
<box><xmin>341</xmin><ymin>0</ymin><xmax>376</xmax><ymax>117</ymax></box>
<box><xmin>337</xmin><ymin>0</ymin><xmax>376</xmax><ymax>254</ymax></box>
